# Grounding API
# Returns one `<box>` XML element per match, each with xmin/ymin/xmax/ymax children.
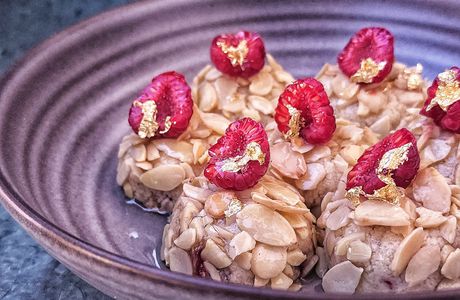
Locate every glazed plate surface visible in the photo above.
<box><xmin>0</xmin><ymin>0</ymin><xmax>459</xmax><ymax>299</ymax></box>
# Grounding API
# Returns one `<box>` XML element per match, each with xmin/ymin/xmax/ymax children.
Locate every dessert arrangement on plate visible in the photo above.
<box><xmin>116</xmin><ymin>27</ymin><xmax>460</xmax><ymax>294</ymax></box>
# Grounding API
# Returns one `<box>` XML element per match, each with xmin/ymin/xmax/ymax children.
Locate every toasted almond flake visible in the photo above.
<box><xmin>295</xmin><ymin>163</ymin><xmax>327</xmax><ymax>191</ymax></box>
<box><xmin>139</xmin><ymin>164</ymin><xmax>185</xmax><ymax>191</ymax></box>
<box><xmin>203</xmin><ymin>261</ymin><xmax>221</xmax><ymax>282</ymax></box>
<box><xmin>390</xmin><ymin>227</ymin><xmax>426</xmax><ymax>275</ymax></box>
<box><xmin>279</xmin><ymin>212</ymin><xmax>309</xmax><ymax>229</ymax></box>
<box><xmin>322</xmin><ymin>261</ymin><xmax>363</xmax><ymax>294</ymax></box>
<box><xmin>249</xmin><ymin>72</ymin><xmax>274</xmax><ymax>96</ymax></box>
<box><xmin>437</xmin><ymin>278</ymin><xmax>460</xmax><ymax>290</ymax></box>
<box><xmin>267</xmin><ymin>54</ymin><xmax>282</xmax><ymax>71</ymax></box>
<box><xmin>204</xmin><ymin>191</ymin><xmax>233</xmax><ymax>218</ymax></box>
<box><xmin>251</xmin><ymin>192</ymin><xmax>310</xmax><ymax>215</ymax></box>
<box><xmin>201</xmin><ymin>239</ymin><xmax>232</xmax><ymax>269</ymax></box>
<box><xmin>189</xmin><ymin>217</ymin><xmax>204</xmax><ymax>242</ymax></box>
<box><xmin>116</xmin><ymin>160</ymin><xmax>130</xmax><ymax>185</ymax></box>
<box><xmin>234</xmin><ymin>252</ymin><xmax>252</xmax><ymax>270</ymax></box>
<box><xmin>183</xmin><ymin>183</ymin><xmax>213</xmax><ymax>203</ymax></box>
<box><xmin>169</xmin><ymin>247</ymin><xmax>193</xmax><ymax>275</ymax></box>
<box><xmin>173</xmin><ymin>228</ymin><xmax>197</xmax><ymax>250</ymax></box>
<box><xmin>441</xmin><ymin>249</ymin><xmax>460</xmax><ymax>279</ymax></box>
<box><xmin>420</xmin><ymin>139</ymin><xmax>452</xmax><ymax>168</ymax></box>
<box><xmin>340</xmin><ymin>145</ymin><xmax>365</xmax><ymax>166</ymax></box>
<box><xmin>214</xmin><ymin>77</ymin><xmax>238</xmax><ymax>105</ymax></box>
<box><xmin>334</xmin><ymin>232</ymin><xmax>366</xmax><ymax>256</ymax></box>
<box><xmin>251</xmin><ymin>243</ymin><xmax>287</xmax><ymax>279</ymax></box>
<box><xmin>326</xmin><ymin>205</ymin><xmax>351</xmax><ymax>230</ymax></box>
<box><xmin>254</xmin><ymin>276</ymin><xmax>269</xmax><ymax>287</ymax></box>
<box><xmin>274</xmin><ymin>69</ymin><xmax>295</xmax><ymax>84</ymax></box>
<box><xmin>283</xmin><ymin>264</ymin><xmax>295</xmax><ymax>278</ymax></box>
<box><xmin>354</xmin><ymin>200</ymin><xmax>411</xmax><ymax>227</ymax></box>
<box><xmin>441</xmin><ymin>245</ymin><xmax>455</xmax><ymax>264</ymax></box>
<box><xmin>199</xmin><ymin>112</ymin><xmax>231</xmax><ymax>135</ymax></box>
<box><xmin>347</xmin><ymin>240</ymin><xmax>372</xmax><ymax>264</ymax></box>
<box><xmin>236</xmin><ymin>204</ymin><xmax>297</xmax><ymax>246</ymax></box>
<box><xmin>135</xmin><ymin>161</ymin><xmax>153</xmax><ymax>171</ymax></box>
<box><xmin>222</xmin><ymin>93</ymin><xmax>246</xmax><ymax>113</ymax></box>
<box><xmin>304</xmin><ymin>145</ymin><xmax>332</xmax><ymax>163</ymax></box>
<box><xmin>301</xmin><ymin>255</ymin><xmax>319</xmax><ymax>278</ymax></box>
<box><xmin>440</xmin><ymin>216</ymin><xmax>457</xmax><ymax>244</ymax></box>
<box><xmin>152</xmin><ymin>140</ymin><xmax>194</xmax><ymax>164</ymax></box>
<box><xmin>370</xmin><ymin>115</ymin><xmax>391</xmax><ymax>135</ymax></box>
<box><xmin>271</xmin><ymin>272</ymin><xmax>293</xmax><ymax>290</ymax></box>
<box><xmin>122</xmin><ymin>182</ymin><xmax>133</xmax><ymax>198</ymax></box>
<box><xmin>160</xmin><ymin>224</ymin><xmax>170</xmax><ymax>261</ymax></box>
<box><xmin>248</xmin><ymin>95</ymin><xmax>274</xmax><ymax>115</ymax></box>
<box><xmin>228</xmin><ymin>231</ymin><xmax>256</xmax><ymax>259</ymax></box>
<box><xmin>357</xmin><ymin>89</ymin><xmax>387</xmax><ymax>114</ymax></box>
<box><xmin>287</xmin><ymin>248</ymin><xmax>307</xmax><ymax>266</ymax></box>
<box><xmin>271</xmin><ymin>142</ymin><xmax>307</xmax><ymax>179</ymax></box>
<box><xmin>198</xmin><ymin>82</ymin><xmax>218</xmax><ymax>112</ymax></box>
<box><xmin>331</xmin><ymin>73</ymin><xmax>350</xmax><ymax>97</ymax></box>
<box><xmin>413</xmin><ymin>167</ymin><xmax>451</xmax><ymax>213</ymax></box>
<box><xmin>204</xmin><ymin>68</ymin><xmax>222</xmax><ymax>81</ymax></box>
<box><xmin>321</xmin><ymin>192</ymin><xmax>334</xmax><ymax>212</ymax></box>
<box><xmin>179</xmin><ymin>202</ymin><xmax>199</xmax><ymax>233</ymax></box>
<box><xmin>205</xmin><ymin>224</ymin><xmax>234</xmax><ymax>241</ymax></box>
<box><xmin>190</xmin><ymin>139</ymin><xmax>207</xmax><ymax>164</ymax></box>
<box><xmin>129</xmin><ymin>144</ymin><xmax>147</xmax><ymax>162</ymax></box>
<box><xmin>260</xmin><ymin>178</ymin><xmax>302</xmax><ymax>206</ymax></box>
<box><xmin>315</xmin><ymin>246</ymin><xmax>328</xmax><ymax>278</ymax></box>
<box><xmin>405</xmin><ymin>245</ymin><xmax>441</xmax><ymax>286</ymax></box>
<box><xmin>415</xmin><ymin>207</ymin><xmax>448</xmax><ymax>228</ymax></box>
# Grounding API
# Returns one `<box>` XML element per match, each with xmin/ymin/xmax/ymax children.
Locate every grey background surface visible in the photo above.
<box><xmin>0</xmin><ymin>1</ymin><xmax>132</xmax><ymax>299</ymax></box>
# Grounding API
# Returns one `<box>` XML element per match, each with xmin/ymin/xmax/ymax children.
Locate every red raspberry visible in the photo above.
<box><xmin>128</xmin><ymin>71</ymin><xmax>193</xmax><ymax>139</ymax></box>
<box><xmin>274</xmin><ymin>78</ymin><xmax>336</xmax><ymax>144</ymax></box>
<box><xmin>346</xmin><ymin>128</ymin><xmax>420</xmax><ymax>194</ymax></box>
<box><xmin>338</xmin><ymin>27</ymin><xmax>394</xmax><ymax>84</ymax></box>
<box><xmin>420</xmin><ymin>67</ymin><xmax>460</xmax><ymax>134</ymax></box>
<box><xmin>204</xmin><ymin>118</ymin><xmax>270</xmax><ymax>191</ymax></box>
<box><xmin>210</xmin><ymin>31</ymin><xmax>265</xmax><ymax>78</ymax></box>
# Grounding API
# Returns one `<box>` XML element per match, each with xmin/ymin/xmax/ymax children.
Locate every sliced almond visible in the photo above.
<box><xmin>129</xmin><ymin>144</ymin><xmax>147</xmax><ymax>162</ymax></box>
<box><xmin>420</xmin><ymin>139</ymin><xmax>452</xmax><ymax>168</ymax></box>
<box><xmin>441</xmin><ymin>244</ymin><xmax>455</xmax><ymax>264</ymax></box>
<box><xmin>340</xmin><ymin>145</ymin><xmax>365</xmax><ymax>166</ymax></box>
<box><xmin>201</xmin><ymin>239</ymin><xmax>232</xmax><ymax>269</ymax></box>
<box><xmin>251</xmin><ymin>243</ymin><xmax>287</xmax><ymax>279</ymax></box>
<box><xmin>322</xmin><ymin>261</ymin><xmax>363</xmax><ymax>294</ymax></box>
<box><xmin>189</xmin><ymin>218</ymin><xmax>204</xmax><ymax>242</ymax></box>
<box><xmin>116</xmin><ymin>160</ymin><xmax>130</xmax><ymax>185</ymax></box>
<box><xmin>287</xmin><ymin>248</ymin><xmax>307</xmax><ymax>266</ymax></box>
<box><xmin>203</xmin><ymin>261</ymin><xmax>221</xmax><ymax>282</ymax></box>
<box><xmin>173</xmin><ymin>228</ymin><xmax>197</xmax><ymax>250</ymax></box>
<box><xmin>280</xmin><ymin>212</ymin><xmax>309</xmax><ymax>229</ymax></box>
<box><xmin>303</xmin><ymin>146</ymin><xmax>331</xmax><ymax>163</ymax></box>
<box><xmin>315</xmin><ymin>246</ymin><xmax>328</xmax><ymax>278</ymax></box>
<box><xmin>441</xmin><ymin>249</ymin><xmax>460</xmax><ymax>279</ymax></box>
<box><xmin>169</xmin><ymin>247</ymin><xmax>193</xmax><ymax>275</ymax></box>
<box><xmin>347</xmin><ymin>240</ymin><xmax>372</xmax><ymax>264</ymax></box>
<box><xmin>413</xmin><ymin>167</ymin><xmax>451</xmax><ymax>213</ymax></box>
<box><xmin>183</xmin><ymin>183</ymin><xmax>213</xmax><ymax>203</ymax></box>
<box><xmin>204</xmin><ymin>191</ymin><xmax>234</xmax><ymax>218</ymax></box>
<box><xmin>370</xmin><ymin>115</ymin><xmax>391</xmax><ymax>136</ymax></box>
<box><xmin>415</xmin><ymin>207</ymin><xmax>448</xmax><ymax>228</ymax></box>
<box><xmin>139</xmin><ymin>164</ymin><xmax>185</xmax><ymax>191</ymax></box>
<box><xmin>405</xmin><ymin>245</ymin><xmax>441</xmax><ymax>286</ymax></box>
<box><xmin>301</xmin><ymin>255</ymin><xmax>319</xmax><ymax>278</ymax></box>
<box><xmin>122</xmin><ymin>182</ymin><xmax>133</xmax><ymax>198</ymax></box>
<box><xmin>234</xmin><ymin>252</ymin><xmax>252</xmax><ymax>271</ymax></box>
<box><xmin>271</xmin><ymin>142</ymin><xmax>307</xmax><ymax>179</ymax></box>
<box><xmin>334</xmin><ymin>232</ymin><xmax>366</xmax><ymax>256</ymax></box>
<box><xmin>390</xmin><ymin>227</ymin><xmax>426</xmax><ymax>275</ymax></box>
<box><xmin>228</xmin><ymin>231</ymin><xmax>256</xmax><ymax>259</ymax></box>
<box><xmin>354</xmin><ymin>200</ymin><xmax>411</xmax><ymax>227</ymax></box>
<box><xmin>440</xmin><ymin>216</ymin><xmax>457</xmax><ymax>244</ymax></box>
<box><xmin>271</xmin><ymin>272</ymin><xmax>293</xmax><ymax>290</ymax></box>
<box><xmin>251</xmin><ymin>192</ymin><xmax>310</xmax><ymax>215</ymax></box>
<box><xmin>179</xmin><ymin>202</ymin><xmax>199</xmax><ymax>233</ymax></box>
<box><xmin>295</xmin><ymin>163</ymin><xmax>327</xmax><ymax>191</ymax></box>
<box><xmin>260</xmin><ymin>177</ymin><xmax>302</xmax><ymax>206</ymax></box>
<box><xmin>249</xmin><ymin>72</ymin><xmax>274</xmax><ymax>96</ymax></box>
<box><xmin>254</xmin><ymin>276</ymin><xmax>269</xmax><ymax>287</ymax></box>
<box><xmin>153</xmin><ymin>140</ymin><xmax>194</xmax><ymax>164</ymax></box>
<box><xmin>199</xmin><ymin>112</ymin><xmax>231</xmax><ymax>135</ymax></box>
<box><xmin>198</xmin><ymin>82</ymin><xmax>218</xmax><ymax>112</ymax></box>
<box><xmin>326</xmin><ymin>205</ymin><xmax>351</xmax><ymax>230</ymax></box>
<box><xmin>248</xmin><ymin>95</ymin><xmax>274</xmax><ymax>115</ymax></box>
<box><xmin>214</xmin><ymin>77</ymin><xmax>238</xmax><ymax>105</ymax></box>
<box><xmin>236</xmin><ymin>204</ymin><xmax>297</xmax><ymax>247</ymax></box>
<box><xmin>437</xmin><ymin>278</ymin><xmax>460</xmax><ymax>290</ymax></box>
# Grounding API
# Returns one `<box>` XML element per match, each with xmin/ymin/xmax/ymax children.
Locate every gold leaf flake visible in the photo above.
<box><xmin>403</xmin><ymin>63</ymin><xmax>423</xmax><ymax>90</ymax></box>
<box><xmin>426</xmin><ymin>69</ymin><xmax>460</xmax><ymax>111</ymax></box>
<box><xmin>134</xmin><ymin>100</ymin><xmax>159</xmax><ymax>138</ymax></box>
<box><xmin>350</xmin><ymin>58</ymin><xmax>386</xmax><ymax>84</ymax></box>
<box><xmin>285</xmin><ymin>104</ymin><xmax>304</xmax><ymax>138</ymax></box>
<box><xmin>220</xmin><ymin>141</ymin><xmax>265</xmax><ymax>172</ymax></box>
<box><xmin>217</xmin><ymin>40</ymin><xmax>249</xmax><ymax>67</ymax></box>
<box><xmin>159</xmin><ymin>116</ymin><xmax>173</xmax><ymax>134</ymax></box>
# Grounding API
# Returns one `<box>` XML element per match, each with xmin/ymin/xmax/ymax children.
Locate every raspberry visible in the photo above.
<box><xmin>204</xmin><ymin>118</ymin><xmax>270</xmax><ymax>191</ymax></box>
<box><xmin>420</xmin><ymin>67</ymin><xmax>460</xmax><ymax>134</ymax></box>
<box><xmin>338</xmin><ymin>27</ymin><xmax>394</xmax><ymax>84</ymax></box>
<box><xmin>210</xmin><ymin>31</ymin><xmax>265</xmax><ymax>78</ymax></box>
<box><xmin>346</xmin><ymin>128</ymin><xmax>420</xmax><ymax>195</ymax></box>
<box><xmin>274</xmin><ymin>78</ymin><xmax>336</xmax><ymax>144</ymax></box>
<box><xmin>128</xmin><ymin>71</ymin><xmax>193</xmax><ymax>139</ymax></box>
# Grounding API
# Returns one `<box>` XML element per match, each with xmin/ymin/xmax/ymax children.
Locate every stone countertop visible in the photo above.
<box><xmin>0</xmin><ymin>1</ymin><xmax>130</xmax><ymax>299</ymax></box>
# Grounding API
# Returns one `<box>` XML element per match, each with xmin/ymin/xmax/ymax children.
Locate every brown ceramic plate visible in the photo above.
<box><xmin>0</xmin><ymin>0</ymin><xmax>459</xmax><ymax>299</ymax></box>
